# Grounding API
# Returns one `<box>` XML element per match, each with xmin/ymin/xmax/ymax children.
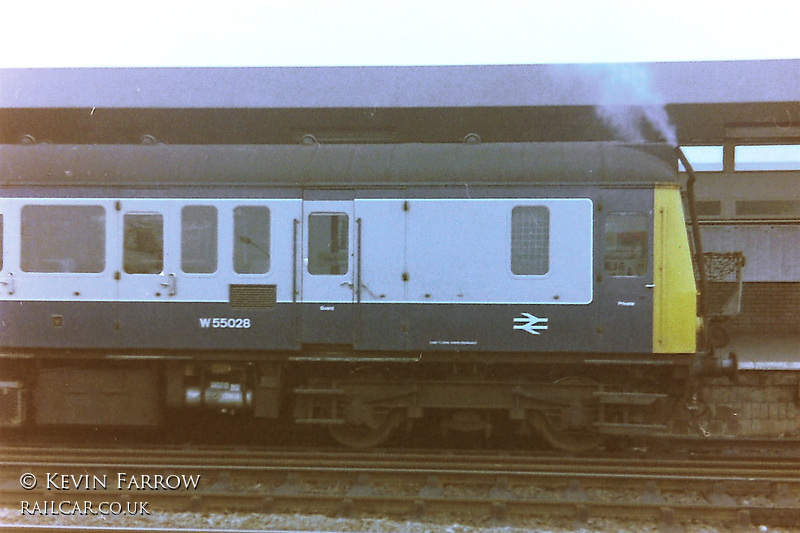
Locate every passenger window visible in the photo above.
<box><xmin>181</xmin><ymin>206</ymin><xmax>217</xmax><ymax>273</ymax></box>
<box><xmin>234</xmin><ymin>206</ymin><xmax>270</xmax><ymax>274</ymax></box>
<box><xmin>308</xmin><ymin>213</ymin><xmax>349</xmax><ymax>275</ymax></box>
<box><xmin>124</xmin><ymin>213</ymin><xmax>163</xmax><ymax>274</ymax></box>
<box><xmin>605</xmin><ymin>213</ymin><xmax>648</xmax><ymax>277</ymax></box>
<box><xmin>21</xmin><ymin>205</ymin><xmax>106</xmax><ymax>273</ymax></box>
<box><xmin>511</xmin><ymin>206</ymin><xmax>549</xmax><ymax>275</ymax></box>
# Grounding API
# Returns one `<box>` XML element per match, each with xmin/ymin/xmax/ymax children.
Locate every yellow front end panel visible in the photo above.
<box><xmin>653</xmin><ymin>186</ymin><xmax>697</xmax><ymax>353</ymax></box>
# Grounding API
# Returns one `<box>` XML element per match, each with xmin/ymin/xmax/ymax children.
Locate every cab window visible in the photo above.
<box><xmin>605</xmin><ymin>213</ymin><xmax>648</xmax><ymax>277</ymax></box>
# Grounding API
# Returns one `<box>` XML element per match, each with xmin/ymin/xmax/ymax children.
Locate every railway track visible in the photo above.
<box><xmin>1</xmin><ymin>445</ymin><xmax>799</xmax><ymax>530</ymax></box>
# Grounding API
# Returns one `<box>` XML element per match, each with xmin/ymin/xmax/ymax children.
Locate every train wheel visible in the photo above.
<box><xmin>328</xmin><ymin>401</ymin><xmax>403</xmax><ymax>448</ymax></box>
<box><xmin>528</xmin><ymin>411</ymin><xmax>603</xmax><ymax>453</ymax></box>
<box><xmin>527</xmin><ymin>376</ymin><xmax>603</xmax><ymax>453</ymax></box>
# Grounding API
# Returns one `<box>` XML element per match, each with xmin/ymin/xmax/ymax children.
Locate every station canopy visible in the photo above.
<box><xmin>0</xmin><ymin>60</ymin><xmax>798</xmax><ymax>146</ymax></box>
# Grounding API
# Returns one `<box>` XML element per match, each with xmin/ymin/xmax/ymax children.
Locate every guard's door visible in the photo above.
<box><xmin>300</xmin><ymin>200</ymin><xmax>355</xmax><ymax>345</ymax></box>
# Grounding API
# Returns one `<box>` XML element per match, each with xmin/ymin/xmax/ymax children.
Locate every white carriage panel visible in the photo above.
<box><xmin>534</xmin><ymin>198</ymin><xmax>593</xmax><ymax>304</ymax></box>
<box><xmin>405</xmin><ymin>199</ymin><xmax>592</xmax><ymax>304</ymax></box>
<box><xmin>355</xmin><ymin>199</ymin><xmax>407</xmax><ymax>303</ymax></box>
<box><xmin>405</xmin><ymin>199</ymin><xmax>507</xmax><ymax>303</ymax></box>
<box><xmin>217</xmin><ymin>199</ymin><xmax>301</xmax><ymax>304</ymax></box>
<box><xmin>176</xmin><ymin>199</ymin><xmax>230</xmax><ymax>303</ymax></box>
<box><xmin>115</xmin><ymin>198</ymin><xmax>302</xmax><ymax>303</ymax></box>
<box><xmin>0</xmin><ymin>199</ymin><xmax>18</xmax><ymax>295</ymax></box>
<box><xmin>3</xmin><ymin>198</ymin><xmax>119</xmax><ymax>301</ymax></box>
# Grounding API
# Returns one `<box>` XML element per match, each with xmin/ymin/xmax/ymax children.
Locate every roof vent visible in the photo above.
<box><xmin>301</xmin><ymin>134</ymin><xmax>320</xmax><ymax>146</ymax></box>
<box><xmin>463</xmin><ymin>133</ymin><xmax>481</xmax><ymax>144</ymax></box>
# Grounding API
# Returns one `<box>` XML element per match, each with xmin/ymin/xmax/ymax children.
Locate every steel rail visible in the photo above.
<box><xmin>2</xmin><ymin>486</ymin><xmax>799</xmax><ymax>530</ymax></box>
<box><xmin>5</xmin><ymin>444</ymin><xmax>800</xmax><ymax>470</ymax></box>
<box><xmin>2</xmin><ymin>445</ymin><xmax>799</xmax><ymax>529</ymax></box>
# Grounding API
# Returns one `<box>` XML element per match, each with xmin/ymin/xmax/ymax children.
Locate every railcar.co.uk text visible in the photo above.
<box><xmin>18</xmin><ymin>472</ymin><xmax>201</xmax><ymax>516</ymax></box>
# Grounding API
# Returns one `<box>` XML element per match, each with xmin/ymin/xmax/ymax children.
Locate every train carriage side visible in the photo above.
<box><xmin>0</xmin><ymin>142</ymin><xmax>700</xmax><ymax>448</ymax></box>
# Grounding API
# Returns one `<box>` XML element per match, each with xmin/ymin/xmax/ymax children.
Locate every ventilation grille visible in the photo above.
<box><xmin>229</xmin><ymin>284</ymin><xmax>277</xmax><ymax>309</ymax></box>
<box><xmin>696</xmin><ymin>201</ymin><xmax>722</xmax><ymax>217</ymax></box>
<box><xmin>736</xmin><ymin>200</ymin><xmax>800</xmax><ymax>217</ymax></box>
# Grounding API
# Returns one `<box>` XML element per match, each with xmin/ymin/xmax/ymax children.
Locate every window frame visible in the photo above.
<box><xmin>20</xmin><ymin>204</ymin><xmax>107</xmax><ymax>274</ymax></box>
<box><xmin>307</xmin><ymin>212</ymin><xmax>350</xmax><ymax>276</ymax></box>
<box><xmin>604</xmin><ymin>212</ymin><xmax>650</xmax><ymax>278</ymax></box>
<box><xmin>123</xmin><ymin>212</ymin><xmax>164</xmax><ymax>275</ymax></box>
<box><xmin>510</xmin><ymin>205</ymin><xmax>550</xmax><ymax>277</ymax></box>
<box><xmin>181</xmin><ymin>205</ymin><xmax>218</xmax><ymax>274</ymax></box>
<box><xmin>233</xmin><ymin>205</ymin><xmax>271</xmax><ymax>275</ymax></box>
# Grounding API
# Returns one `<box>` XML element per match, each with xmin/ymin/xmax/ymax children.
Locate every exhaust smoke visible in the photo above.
<box><xmin>591</xmin><ymin>64</ymin><xmax>678</xmax><ymax>146</ymax></box>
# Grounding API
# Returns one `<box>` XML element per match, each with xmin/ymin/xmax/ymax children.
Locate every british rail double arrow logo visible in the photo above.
<box><xmin>513</xmin><ymin>313</ymin><xmax>549</xmax><ymax>335</ymax></box>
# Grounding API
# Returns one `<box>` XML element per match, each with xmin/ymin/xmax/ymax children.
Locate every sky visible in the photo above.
<box><xmin>2</xmin><ymin>1</ymin><xmax>799</xmax><ymax>68</ymax></box>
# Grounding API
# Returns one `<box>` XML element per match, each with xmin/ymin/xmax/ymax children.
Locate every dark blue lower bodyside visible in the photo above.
<box><xmin>0</xmin><ymin>299</ymin><xmax>653</xmax><ymax>355</ymax></box>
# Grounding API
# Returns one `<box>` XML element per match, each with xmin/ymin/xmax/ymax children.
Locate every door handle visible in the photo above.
<box><xmin>360</xmin><ymin>282</ymin><xmax>385</xmax><ymax>299</ymax></box>
<box><xmin>160</xmin><ymin>273</ymin><xmax>177</xmax><ymax>296</ymax></box>
<box><xmin>1</xmin><ymin>273</ymin><xmax>14</xmax><ymax>295</ymax></box>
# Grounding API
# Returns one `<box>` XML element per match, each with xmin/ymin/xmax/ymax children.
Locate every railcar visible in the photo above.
<box><xmin>0</xmin><ymin>141</ymin><xmax>708</xmax><ymax>450</ymax></box>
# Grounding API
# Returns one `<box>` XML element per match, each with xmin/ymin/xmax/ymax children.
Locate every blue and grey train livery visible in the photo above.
<box><xmin>0</xmin><ymin>142</ymin><xmax>702</xmax><ymax>450</ymax></box>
